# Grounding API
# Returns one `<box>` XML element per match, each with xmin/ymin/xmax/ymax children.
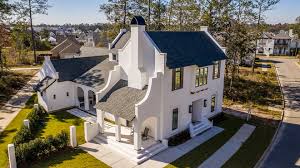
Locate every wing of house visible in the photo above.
<box><xmin>37</xmin><ymin>16</ymin><xmax>227</xmax><ymax>164</ymax></box>
<box><xmin>50</xmin><ymin>37</ymin><xmax>81</xmax><ymax>58</ymax></box>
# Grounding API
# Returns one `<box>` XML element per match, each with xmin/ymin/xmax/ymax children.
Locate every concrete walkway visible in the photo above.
<box><xmin>80</xmin><ymin>127</ymin><xmax>224</xmax><ymax>168</ymax></box>
<box><xmin>0</xmin><ymin>75</ymin><xmax>39</xmax><ymax>132</ymax></box>
<box><xmin>67</xmin><ymin>108</ymin><xmax>96</xmax><ymax>123</ymax></box>
<box><xmin>198</xmin><ymin>124</ymin><xmax>256</xmax><ymax>168</ymax></box>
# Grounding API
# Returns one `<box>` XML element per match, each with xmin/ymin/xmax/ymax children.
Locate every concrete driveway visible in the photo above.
<box><xmin>259</xmin><ymin>58</ymin><xmax>300</xmax><ymax>168</ymax></box>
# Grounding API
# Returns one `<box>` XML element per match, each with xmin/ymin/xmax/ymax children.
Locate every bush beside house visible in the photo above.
<box><xmin>15</xmin><ymin>131</ymin><xmax>68</xmax><ymax>165</ymax></box>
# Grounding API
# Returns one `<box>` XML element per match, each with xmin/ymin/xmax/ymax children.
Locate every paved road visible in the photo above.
<box><xmin>260</xmin><ymin>58</ymin><xmax>300</xmax><ymax>168</ymax></box>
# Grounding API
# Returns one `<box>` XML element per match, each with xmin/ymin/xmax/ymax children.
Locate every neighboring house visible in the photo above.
<box><xmin>36</xmin><ymin>16</ymin><xmax>227</xmax><ymax>164</ymax></box>
<box><xmin>273</xmin><ymin>30</ymin><xmax>292</xmax><ymax>55</ymax></box>
<box><xmin>257</xmin><ymin>32</ymin><xmax>275</xmax><ymax>56</ymax></box>
<box><xmin>85</xmin><ymin>31</ymin><xmax>100</xmax><ymax>47</ymax></box>
<box><xmin>257</xmin><ymin>29</ymin><xmax>300</xmax><ymax>56</ymax></box>
<box><xmin>50</xmin><ymin>37</ymin><xmax>81</xmax><ymax>58</ymax></box>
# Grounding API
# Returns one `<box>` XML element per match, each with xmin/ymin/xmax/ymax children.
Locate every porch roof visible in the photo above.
<box><xmin>95</xmin><ymin>80</ymin><xmax>148</xmax><ymax>121</ymax></box>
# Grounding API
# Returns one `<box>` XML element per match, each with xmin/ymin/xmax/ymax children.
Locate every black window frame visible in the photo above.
<box><xmin>211</xmin><ymin>96</ymin><xmax>216</xmax><ymax>112</ymax></box>
<box><xmin>172</xmin><ymin>108</ymin><xmax>179</xmax><ymax>130</ymax></box>
<box><xmin>195</xmin><ymin>67</ymin><xmax>208</xmax><ymax>87</ymax></box>
<box><xmin>66</xmin><ymin>92</ymin><xmax>69</xmax><ymax>97</ymax></box>
<box><xmin>213</xmin><ymin>61</ymin><xmax>221</xmax><ymax>79</ymax></box>
<box><xmin>53</xmin><ymin>94</ymin><xmax>56</xmax><ymax>100</ymax></box>
<box><xmin>172</xmin><ymin>68</ymin><xmax>184</xmax><ymax>91</ymax></box>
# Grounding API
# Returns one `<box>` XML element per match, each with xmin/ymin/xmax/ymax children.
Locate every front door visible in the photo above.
<box><xmin>192</xmin><ymin>99</ymin><xmax>203</xmax><ymax>122</ymax></box>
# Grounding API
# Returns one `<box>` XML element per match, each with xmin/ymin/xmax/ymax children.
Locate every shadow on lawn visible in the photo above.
<box><xmin>0</xmin><ymin>128</ymin><xmax>17</xmax><ymax>143</ymax></box>
<box><xmin>27</xmin><ymin>148</ymin><xmax>85</xmax><ymax>168</ymax></box>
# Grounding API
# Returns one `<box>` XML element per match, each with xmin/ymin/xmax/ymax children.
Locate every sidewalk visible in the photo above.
<box><xmin>80</xmin><ymin>127</ymin><xmax>224</xmax><ymax>168</ymax></box>
<box><xmin>198</xmin><ymin>124</ymin><xmax>256</xmax><ymax>168</ymax></box>
<box><xmin>0</xmin><ymin>75</ymin><xmax>39</xmax><ymax>132</ymax></box>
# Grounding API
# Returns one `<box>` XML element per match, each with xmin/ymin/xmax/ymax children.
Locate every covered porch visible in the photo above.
<box><xmin>96</xmin><ymin>110</ymin><xmax>160</xmax><ymax>151</ymax></box>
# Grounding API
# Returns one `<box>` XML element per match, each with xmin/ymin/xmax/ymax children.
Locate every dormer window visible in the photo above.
<box><xmin>172</xmin><ymin>68</ymin><xmax>183</xmax><ymax>91</ymax></box>
<box><xmin>195</xmin><ymin>67</ymin><xmax>208</xmax><ymax>87</ymax></box>
<box><xmin>213</xmin><ymin>61</ymin><xmax>221</xmax><ymax>79</ymax></box>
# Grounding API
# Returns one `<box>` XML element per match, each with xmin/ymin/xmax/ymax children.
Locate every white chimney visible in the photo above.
<box><xmin>200</xmin><ymin>26</ymin><xmax>208</xmax><ymax>32</ymax></box>
<box><xmin>128</xmin><ymin>16</ymin><xmax>147</xmax><ymax>89</ymax></box>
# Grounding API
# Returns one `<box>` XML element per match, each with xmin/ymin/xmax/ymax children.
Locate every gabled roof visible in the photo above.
<box><xmin>111</xmin><ymin>31</ymin><xmax>131</xmax><ymax>51</ymax></box>
<box><xmin>273</xmin><ymin>32</ymin><xmax>291</xmax><ymax>40</ymax></box>
<box><xmin>147</xmin><ymin>31</ymin><xmax>227</xmax><ymax>69</ymax></box>
<box><xmin>51</xmin><ymin>56</ymin><xmax>109</xmax><ymax>82</ymax></box>
<box><xmin>95</xmin><ymin>80</ymin><xmax>147</xmax><ymax>121</ymax></box>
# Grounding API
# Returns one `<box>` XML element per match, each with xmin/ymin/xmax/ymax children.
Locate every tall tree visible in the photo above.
<box><xmin>15</xmin><ymin>0</ymin><xmax>50</xmax><ymax>63</ymax></box>
<box><xmin>252</xmin><ymin>0</ymin><xmax>280</xmax><ymax>72</ymax></box>
<box><xmin>0</xmin><ymin>0</ymin><xmax>13</xmax><ymax>73</ymax></box>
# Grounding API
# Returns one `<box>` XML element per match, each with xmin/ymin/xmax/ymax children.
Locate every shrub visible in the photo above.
<box><xmin>13</xmin><ymin>107</ymin><xmax>45</xmax><ymax>145</ymax></box>
<box><xmin>168</xmin><ymin>129</ymin><xmax>191</xmax><ymax>146</ymax></box>
<box><xmin>15</xmin><ymin>131</ymin><xmax>69</xmax><ymax>165</ymax></box>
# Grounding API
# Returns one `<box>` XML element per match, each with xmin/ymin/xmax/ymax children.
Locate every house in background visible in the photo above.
<box><xmin>36</xmin><ymin>16</ymin><xmax>227</xmax><ymax>164</ymax></box>
<box><xmin>50</xmin><ymin>37</ymin><xmax>81</xmax><ymax>59</ymax></box>
<box><xmin>257</xmin><ymin>32</ymin><xmax>275</xmax><ymax>56</ymax></box>
<box><xmin>257</xmin><ymin>29</ymin><xmax>300</xmax><ymax>56</ymax></box>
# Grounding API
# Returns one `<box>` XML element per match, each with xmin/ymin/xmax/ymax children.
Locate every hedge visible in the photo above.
<box><xmin>168</xmin><ymin>129</ymin><xmax>191</xmax><ymax>146</ymax></box>
<box><xmin>13</xmin><ymin>107</ymin><xmax>45</xmax><ymax>145</ymax></box>
<box><xmin>15</xmin><ymin>131</ymin><xmax>69</xmax><ymax>165</ymax></box>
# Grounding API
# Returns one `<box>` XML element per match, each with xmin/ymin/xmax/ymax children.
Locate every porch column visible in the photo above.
<box><xmin>115</xmin><ymin>115</ymin><xmax>121</xmax><ymax>142</ymax></box>
<box><xmin>84</xmin><ymin>90</ymin><xmax>89</xmax><ymax>111</ymax></box>
<box><xmin>133</xmin><ymin>120</ymin><xmax>141</xmax><ymax>150</ymax></box>
<box><xmin>97</xmin><ymin>110</ymin><xmax>105</xmax><ymax>134</ymax></box>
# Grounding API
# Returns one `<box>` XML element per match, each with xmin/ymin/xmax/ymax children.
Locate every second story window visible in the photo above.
<box><xmin>195</xmin><ymin>67</ymin><xmax>208</xmax><ymax>87</ymax></box>
<box><xmin>213</xmin><ymin>61</ymin><xmax>221</xmax><ymax>79</ymax></box>
<box><xmin>172</xmin><ymin>68</ymin><xmax>183</xmax><ymax>91</ymax></box>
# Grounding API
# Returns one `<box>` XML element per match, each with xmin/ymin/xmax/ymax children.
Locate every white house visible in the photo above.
<box><xmin>36</xmin><ymin>16</ymin><xmax>227</xmax><ymax>164</ymax></box>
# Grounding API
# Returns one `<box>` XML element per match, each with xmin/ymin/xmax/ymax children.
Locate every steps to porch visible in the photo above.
<box><xmin>92</xmin><ymin>134</ymin><xmax>168</xmax><ymax>165</ymax></box>
<box><xmin>189</xmin><ymin>118</ymin><xmax>213</xmax><ymax>138</ymax></box>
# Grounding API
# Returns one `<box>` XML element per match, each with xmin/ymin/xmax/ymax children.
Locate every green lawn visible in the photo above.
<box><xmin>37</xmin><ymin>111</ymin><xmax>86</xmax><ymax>145</ymax></box>
<box><xmin>222</xmin><ymin>119</ymin><xmax>276</xmax><ymax>168</ymax></box>
<box><xmin>165</xmin><ymin>115</ymin><xmax>245</xmax><ymax>168</ymax></box>
<box><xmin>28</xmin><ymin>110</ymin><xmax>110</xmax><ymax>168</ymax></box>
<box><xmin>0</xmin><ymin>95</ymin><xmax>37</xmax><ymax>168</ymax></box>
<box><xmin>30</xmin><ymin>148</ymin><xmax>110</xmax><ymax>168</ymax></box>
<box><xmin>164</xmin><ymin>114</ymin><xmax>276</xmax><ymax>168</ymax></box>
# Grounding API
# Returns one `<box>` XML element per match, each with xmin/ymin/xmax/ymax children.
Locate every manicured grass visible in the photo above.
<box><xmin>30</xmin><ymin>148</ymin><xmax>110</xmax><ymax>168</ymax></box>
<box><xmin>222</xmin><ymin>119</ymin><xmax>276</xmax><ymax>168</ymax></box>
<box><xmin>164</xmin><ymin>114</ymin><xmax>277</xmax><ymax>168</ymax></box>
<box><xmin>37</xmin><ymin>111</ymin><xmax>86</xmax><ymax>145</ymax></box>
<box><xmin>165</xmin><ymin>115</ymin><xmax>245</xmax><ymax>168</ymax></box>
<box><xmin>0</xmin><ymin>95</ymin><xmax>37</xmax><ymax>168</ymax></box>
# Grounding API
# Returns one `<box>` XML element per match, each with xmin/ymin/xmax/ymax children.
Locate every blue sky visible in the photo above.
<box><xmin>34</xmin><ymin>0</ymin><xmax>300</xmax><ymax>25</ymax></box>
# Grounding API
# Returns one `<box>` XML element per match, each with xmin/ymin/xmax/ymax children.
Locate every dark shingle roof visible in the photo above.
<box><xmin>147</xmin><ymin>31</ymin><xmax>227</xmax><ymax>69</ymax></box>
<box><xmin>73</xmin><ymin>59</ymin><xmax>116</xmax><ymax>90</ymax></box>
<box><xmin>95</xmin><ymin>80</ymin><xmax>147</xmax><ymax>121</ymax></box>
<box><xmin>51</xmin><ymin>56</ymin><xmax>108</xmax><ymax>82</ymax></box>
